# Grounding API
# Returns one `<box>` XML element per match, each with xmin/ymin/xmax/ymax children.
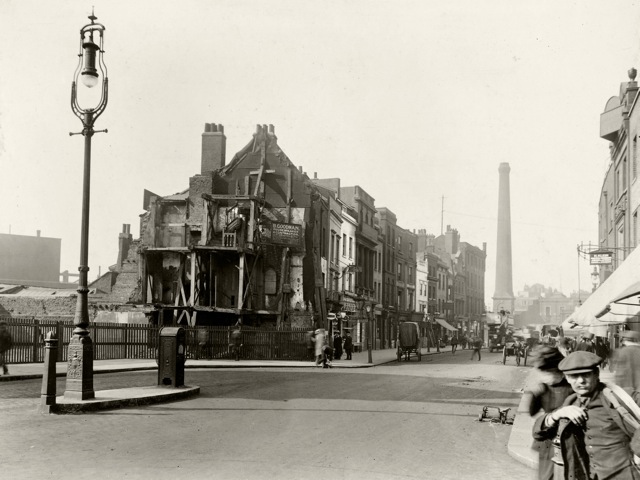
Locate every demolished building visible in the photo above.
<box><xmin>136</xmin><ymin>124</ymin><xmax>327</xmax><ymax>329</ymax></box>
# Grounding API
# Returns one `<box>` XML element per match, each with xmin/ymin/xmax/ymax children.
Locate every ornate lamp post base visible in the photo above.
<box><xmin>64</xmin><ymin>334</ymin><xmax>95</xmax><ymax>400</ymax></box>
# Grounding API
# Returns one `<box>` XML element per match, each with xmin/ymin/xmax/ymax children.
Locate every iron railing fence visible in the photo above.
<box><xmin>0</xmin><ymin>317</ymin><xmax>312</xmax><ymax>364</ymax></box>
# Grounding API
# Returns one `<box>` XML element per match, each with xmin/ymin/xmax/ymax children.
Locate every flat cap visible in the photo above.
<box><xmin>621</xmin><ymin>330</ymin><xmax>640</xmax><ymax>341</ymax></box>
<box><xmin>558</xmin><ymin>351</ymin><xmax>602</xmax><ymax>374</ymax></box>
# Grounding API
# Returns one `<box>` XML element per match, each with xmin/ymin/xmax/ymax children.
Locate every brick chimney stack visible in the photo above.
<box><xmin>116</xmin><ymin>224</ymin><xmax>132</xmax><ymax>272</ymax></box>
<box><xmin>201</xmin><ymin>123</ymin><xmax>226</xmax><ymax>174</ymax></box>
<box><xmin>493</xmin><ymin>162</ymin><xmax>515</xmax><ymax>313</ymax></box>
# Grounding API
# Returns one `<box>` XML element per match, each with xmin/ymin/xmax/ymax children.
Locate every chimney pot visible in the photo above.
<box><xmin>211</xmin><ymin>124</ymin><xmax>218</xmax><ymax>132</ymax></box>
<box><xmin>299</xmin><ymin>166</ymin><xmax>303</xmax><ymax>173</ymax></box>
<box><xmin>218</xmin><ymin>124</ymin><xmax>224</xmax><ymax>133</ymax></box>
<box><xmin>204</xmin><ymin>123</ymin><xmax>212</xmax><ymax>133</ymax></box>
<box><xmin>269</xmin><ymin>124</ymin><xmax>274</xmax><ymax>134</ymax></box>
<box><xmin>256</xmin><ymin>124</ymin><xmax>262</xmax><ymax>134</ymax></box>
<box><xmin>37</xmin><ymin>230</ymin><xmax>41</xmax><ymax>237</ymax></box>
<box><xmin>314</xmin><ymin>172</ymin><xmax>317</xmax><ymax>179</ymax></box>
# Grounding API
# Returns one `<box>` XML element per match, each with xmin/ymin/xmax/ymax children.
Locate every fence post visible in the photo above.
<box><xmin>56</xmin><ymin>322</ymin><xmax>63</xmax><ymax>361</ymax></box>
<box><xmin>32</xmin><ymin>319</ymin><xmax>40</xmax><ymax>362</ymax></box>
<box><xmin>124</xmin><ymin>326</ymin><xmax>129</xmax><ymax>359</ymax></box>
<box><xmin>38</xmin><ymin>331</ymin><xmax>58</xmax><ymax>414</ymax></box>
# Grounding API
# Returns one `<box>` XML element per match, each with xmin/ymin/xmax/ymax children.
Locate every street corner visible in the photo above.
<box><xmin>43</xmin><ymin>385</ymin><xmax>200</xmax><ymax>414</ymax></box>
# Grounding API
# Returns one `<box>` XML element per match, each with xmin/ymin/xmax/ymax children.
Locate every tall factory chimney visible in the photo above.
<box><xmin>493</xmin><ymin>162</ymin><xmax>515</xmax><ymax>313</ymax></box>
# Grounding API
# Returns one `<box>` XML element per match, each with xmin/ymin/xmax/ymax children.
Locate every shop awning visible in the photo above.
<box><xmin>563</xmin><ymin>246</ymin><xmax>640</xmax><ymax>335</ymax></box>
<box><xmin>435</xmin><ymin>318</ymin><xmax>457</xmax><ymax>331</ymax></box>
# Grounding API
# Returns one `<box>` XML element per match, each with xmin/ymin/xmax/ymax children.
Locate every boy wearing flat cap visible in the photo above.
<box><xmin>533</xmin><ymin>351</ymin><xmax>640</xmax><ymax>479</ymax></box>
<box><xmin>614</xmin><ymin>330</ymin><xmax>640</xmax><ymax>402</ymax></box>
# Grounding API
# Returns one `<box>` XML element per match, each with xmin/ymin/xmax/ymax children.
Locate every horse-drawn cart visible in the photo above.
<box><xmin>502</xmin><ymin>336</ymin><xmax>528</xmax><ymax>366</ymax></box>
<box><xmin>397</xmin><ymin>322</ymin><xmax>422</xmax><ymax>362</ymax></box>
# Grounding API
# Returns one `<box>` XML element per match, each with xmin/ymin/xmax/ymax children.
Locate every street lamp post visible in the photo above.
<box><xmin>64</xmin><ymin>11</ymin><xmax>109</xmax><ymax>401</ymax></box>
<box><xmin>366</xmin><ymin>305</ymin><xmax>373</xmax><ymax>364</ymax></box>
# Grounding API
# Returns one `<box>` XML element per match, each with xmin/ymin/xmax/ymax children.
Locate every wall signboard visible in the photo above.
<box><xmin>261</xmin><ymin>222</ymin><xmax>303</xmax><ymax>248</ymax></box>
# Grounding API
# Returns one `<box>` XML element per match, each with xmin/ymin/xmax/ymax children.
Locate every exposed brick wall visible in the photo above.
<box><xmin>0</xmin><ymin>296</ymin><xmax>77</xmax><ymax>318</ymax></box>
<box><xmin>102</xmin><ymin>239</ymin><xmax>142</xmax><ymax>304</ymax></box>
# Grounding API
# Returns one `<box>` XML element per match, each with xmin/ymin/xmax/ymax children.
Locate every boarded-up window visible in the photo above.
<box><xmin>265</xmin><ymin>268</ymin><xmax>277</xmax><ymax>295</ymax></box>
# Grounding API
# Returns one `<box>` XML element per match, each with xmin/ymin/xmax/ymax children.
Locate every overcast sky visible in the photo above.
<box><xmin>2</xmin><ymin>1</ymin><xmax>640</xmax><ymax>304</ymax></box>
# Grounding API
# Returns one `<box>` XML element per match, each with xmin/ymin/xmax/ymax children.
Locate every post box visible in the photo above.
<box><xmin>158</xmin><ymin>327</ymin><xmax>185</xmax><ymax>387</ymax></box>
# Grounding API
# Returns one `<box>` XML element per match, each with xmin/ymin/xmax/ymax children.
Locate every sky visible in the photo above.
<box><xmin>1</xmin><ymin>0</ymin><xmax>640</xmax><ymax>304</ymax></box>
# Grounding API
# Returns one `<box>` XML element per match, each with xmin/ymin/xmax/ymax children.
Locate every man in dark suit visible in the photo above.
<box><xmin>533</xmin><ymin>351</ymin><xmax>640</xmax><ymax>479</ymax></box>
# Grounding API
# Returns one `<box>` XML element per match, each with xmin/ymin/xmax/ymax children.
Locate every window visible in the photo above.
<box><xmin>408</xmin><ymin>266</ymin><xmax>413</xmax><ymax>283</ymax></box>
<box><xmin>330</xmin><ymin>232</ymin><xmax>336</xmax><ymax>264</ymax></box>
<box><xmin>342</xmin><ymin>234</ymin><xmax>346</xmax><ymax>256</ymax></box>
<box><xmin>349</xmin><ymin>237</ymin><xmax>353</xmax><ymax>259</ymax></box>
<box><xmin>397</xmin><ymin>263</ymin><xmax>402</xmax><ymax>280</ymax></box>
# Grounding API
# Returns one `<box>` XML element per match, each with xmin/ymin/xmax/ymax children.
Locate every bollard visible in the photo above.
<box><xmin>38</xmin><ymin>331</ymin><xmax>58</xmax><ymax>414</ymax></box>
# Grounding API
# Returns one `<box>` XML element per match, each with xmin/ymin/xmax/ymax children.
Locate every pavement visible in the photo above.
<box><xmin>0</xmin><ymin>345</ymin><xmax>540</xmax><ymax>470</ymax></box>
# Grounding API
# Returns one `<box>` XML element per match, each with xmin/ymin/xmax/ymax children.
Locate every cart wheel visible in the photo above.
<box><xmin>524</xmin><ymin>348</ymin><xmax>528</xmax><ymax>366</ymax></box>
<box><xmin>502</xmin><ymin>346</ymin><xmax>507</xmax><ymax>365</ymax></box>
<box><xmin>397</xmin><ymin>348</ymin><xmax>402</xmax><ymax>362</ymax></box>
<box><xmin>516</xmin><ymin>350</ymin><xmax>521</xmax><ymax>366</ymax></box>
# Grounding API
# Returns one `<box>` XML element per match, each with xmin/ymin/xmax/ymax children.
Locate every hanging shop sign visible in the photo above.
<box><xmin>590</xmin><ymin>250</ymin><xmax>613</xmax><ymax>265</ymax></box>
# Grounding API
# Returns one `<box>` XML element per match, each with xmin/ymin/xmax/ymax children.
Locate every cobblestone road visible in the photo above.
<box><xmin>0</xmin><ymin>353</ymin><xmax>535</xmax><ymax>480</ymax></box>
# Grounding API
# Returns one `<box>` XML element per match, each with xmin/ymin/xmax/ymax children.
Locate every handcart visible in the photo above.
<box><xmin>397</xmin><ymin>322</ymin><xmax>422</xmax><ymax>362</ymax></box>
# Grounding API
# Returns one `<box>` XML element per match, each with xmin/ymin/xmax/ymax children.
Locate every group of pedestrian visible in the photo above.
<box><xmin>307</xmin><ymin>328</ymin><xmax>353</xmax><ymax>368</ymax></box>
<box><xmin>525</xmin><ymin>329</ymin><xmax>640</xmax><ymax>479</ymax></box>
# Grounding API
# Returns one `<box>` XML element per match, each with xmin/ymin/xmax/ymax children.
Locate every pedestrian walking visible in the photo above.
<box><xmin>230</xmin><ymin>325</ymin><xmax>242</xmax><ymax>361</ymax></box>
<box><xmin>321</xmin><ymin>344</ymin><xmax>333</xmax><ymax>368</ymax></box>
<box><xmin>614</xmin><ymin>330</ymin><xmax>640</xmax><ymax>403</ymax></box>
<box><xmin>575</xmin><ymin>332</ymin><xmax>596</xmax><ymax>353</ymax></box>
<box><xmin>450</xmin><ymin>335</ymin><xmax>458</xmax><ymax>355</ymax></box>
<box><xmin>595</xmin><ymin>336</ymin><xmax>611</xmax><ymax>370</ymax></box>
<box><xmin>532</xmin><ymin>351</ymin><xmax>640</xmax><ymax>480</ymax></box>
<box><xmin>470</xmin><ymin>336</ymin><xmax>483</xmax><ymax>361</ymax></box>
<box><xmin>333</xmin><ymin>331</ymin><xmax>343</xmax><ymax>360</ymax></box>
<box><xmin>305</xmin><ymin>330</ymin><xmax>316</xmax><ymax>360</ymax></box>
<box><xmin>314</xmin><ymin>328</ymin><xmax>326</xmax><ymax>367</ymax></box>
<box><xmin>522</xmin><ymin>347</ymin><xmax>573</xmax><ymax>480</ymax></box>
<box><xmin>343</xmin><ymin>331</ymin><xmax>353</xmax><ymax>360</ymax></box>
<box><xmin>0</xmin><ymin>321</ymin><xmax>12</xmax><ymax>375</ymax></box>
